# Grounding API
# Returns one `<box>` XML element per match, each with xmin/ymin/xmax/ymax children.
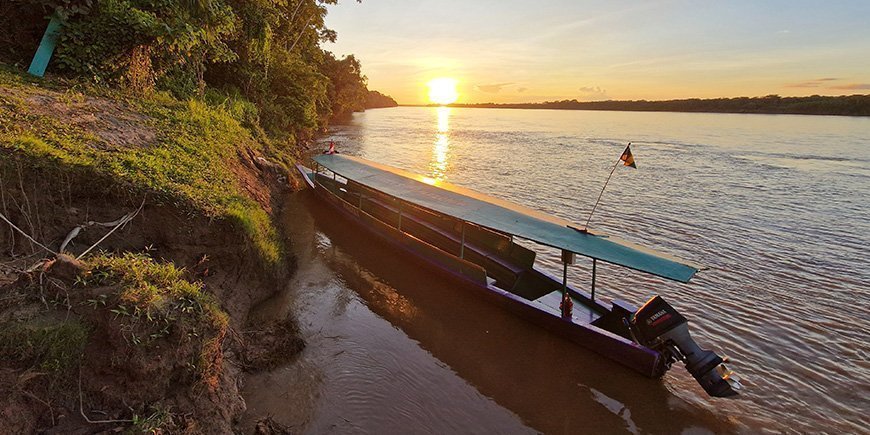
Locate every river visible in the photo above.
<box><xmin>243</xmin><ymin>107</ymin><xmax>869</xmax><ymax>434</ymax></box>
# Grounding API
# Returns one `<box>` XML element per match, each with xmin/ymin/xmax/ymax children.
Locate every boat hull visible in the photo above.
<box><xmin>298</xmin><ymin>165</ymin><xmax>665</xmax><ymax>378</ymax></box>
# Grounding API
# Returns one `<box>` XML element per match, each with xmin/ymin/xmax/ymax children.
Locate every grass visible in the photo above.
<box><xmin>82</xmin><ymin>252</ymin><xmax>229</xmax><ymax>388</ymax></box>
<box><xmin>0</xmin><ymin>64</ymin><xmax>278</xmax><ymax>430</ymax></box>
<box><xmin>0</xmin><ymin>65</ymin><xmax>285</xmax><ymax>264</ymax></box>
<box><xmin>0</xmin><ymin>320</ymin><xmax>89</xmax><ymax>373</ymax></box>
<box><xmin>130</xmin><ymin>404</ymin><xmax>173</xmax><ymax>434</ymax></box>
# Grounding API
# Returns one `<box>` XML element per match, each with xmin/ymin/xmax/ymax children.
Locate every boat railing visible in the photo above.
<box><xmin>314</xmin><ymin>172</ymin><xmax>489</xmax><ymax>285</ymax></box>
<box><xmin>347</xmin><ymin>183</ymin><xmax>540</xmax><ymax>292</ymax></box>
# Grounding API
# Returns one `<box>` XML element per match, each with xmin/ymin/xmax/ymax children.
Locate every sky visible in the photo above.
<box><xmin>323</xmin><ymin>0</ymin><xmax>870</xmax><ymax>105</ymax></box>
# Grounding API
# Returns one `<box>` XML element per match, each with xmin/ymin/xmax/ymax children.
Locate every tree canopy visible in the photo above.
<box><xmin>1</xmin><ymin>0</ymin><xmax>377</xmax><ymax>139</ymax></box>
<box><xmin>451</xmin><ymin>94</ymin><xmax>870</xmax><ymax>117</ymax></box>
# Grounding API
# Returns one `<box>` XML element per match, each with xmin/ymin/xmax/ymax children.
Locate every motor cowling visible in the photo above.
<box><xmin>632</xmin><ymin>296</ymin><xmax>741</xmax><ymax>398</ymax></box>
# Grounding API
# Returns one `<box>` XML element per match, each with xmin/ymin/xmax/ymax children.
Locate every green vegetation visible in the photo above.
<box><xmin>0</xmin><ymin>1</ymin><xmax>369</xmax><ymax>430</ymax></box>
<box><xmin>366</xmin><ymin>90</ymin><xmax>399</xmax><ymax>109</ymax></box>
<box><xmin>129</xmin><ymin>405</ymin><xmax>173</xmax><ymax>434</ymax></box>
<box><xmin>451</xmin><ymin>94</ymin><xmax>870</xmax><ymax>116</ymax></box>
<box><xmin>83</xmin><ymin>252</ymin><xmax>223</xmax><ymax>328</ymax></box>
<box><xmin>0</xmin><ymin>0</ymin><xmax>390</xmax><ymax>263</ymax></box>
<box><xmin>82</xmin><ymin>252</ymin><xmax>229</xmax><ymax>386</ymax></box>
<box><xmin>0</xmin><ymin>320</ymin><xmax>89</xmax><ymax>373</ymax></box>
<box><xmin>0</xmin><ymin>67</ymin><xmax>281</xmax><ymax>263</ymax></box>
<box><xmin>2</xmin><ymin>0</ymin><xmax>370</xmax><ymax>138</ymax></box>
<box><xmin>0</xmin><ymin>251</ymin><xmax>231</xmax><ymax>432</ymax></box>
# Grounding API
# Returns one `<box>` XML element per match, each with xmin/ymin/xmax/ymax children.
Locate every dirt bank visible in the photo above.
<box><xmin>0</xmin><ymin>71</ymin><xmax>306</xmax><ymax>433</ymax></box>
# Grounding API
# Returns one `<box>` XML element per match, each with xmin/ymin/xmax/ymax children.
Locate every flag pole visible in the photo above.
<box><xmin>583</xmin><ymin>143</ymin><xmax>630</xmax><ymax>231</ymax></box>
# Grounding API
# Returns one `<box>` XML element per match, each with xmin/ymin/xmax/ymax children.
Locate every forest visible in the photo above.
<box><xmin>453</xmin><ymin>94</ymin><xmax>870</xmax><ymax>116</ymax></box>
<box><xmin>0</xmin><ymin>0</ymin><xmax>373</xmax><ymax>141</ymax></box>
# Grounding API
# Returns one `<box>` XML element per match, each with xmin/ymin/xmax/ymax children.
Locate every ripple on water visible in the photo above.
<box><xmin>310</xmin><ymin>108</ymin><xmax>870</xmax><ymax>433</ymax></box>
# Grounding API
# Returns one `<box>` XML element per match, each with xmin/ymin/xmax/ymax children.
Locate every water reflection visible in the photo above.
<box><xmin>430</xmin><ymin>106</ymin><xmax>451</xmax><ymax>180</ymax></box>
<box><xmin>242</xmin><ymin>192</ymin><xmax>533</xmax><ymax>433</ymax></box>
<box><xmin>323</xmin><ymin>107</ymin><xmax>870</xmax><ymax>433</ymax></box>
<box><xmin>296</xmin><ymin>192</ymin><xmax>734</xmax><ymax>434</ymax></box>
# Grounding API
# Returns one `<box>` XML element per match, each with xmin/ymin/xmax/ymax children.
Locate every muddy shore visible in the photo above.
<box><xmin>0</xmin><ymin>75</ymin><xmax>308</xmax><ymax>433</ymax></box>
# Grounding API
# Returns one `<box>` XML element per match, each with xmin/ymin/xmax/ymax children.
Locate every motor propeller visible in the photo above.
<box><xmin>631</xmin><ymin>296</ymin><xmax>742</xmax><ymax>397</ymax></box>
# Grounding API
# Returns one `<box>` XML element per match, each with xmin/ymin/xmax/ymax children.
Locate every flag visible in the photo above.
<box><xmin>620</xmin><ymin>143</ymin><xmax>636</xmax><ymax>168</ymax></box>
<box><xmin>323</xmin><ymin>141</ymin><xmax>339</xmax><ymax>155</ymax></box>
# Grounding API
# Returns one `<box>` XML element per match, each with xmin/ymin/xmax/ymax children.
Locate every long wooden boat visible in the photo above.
<box><xmin>297</xmin><ymin>153</ymin><xmax>741</xmax><ymax>397</ymax></box>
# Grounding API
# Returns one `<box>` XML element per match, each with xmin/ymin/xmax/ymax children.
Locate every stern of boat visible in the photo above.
<box><xmin>627</xmin><ymin>295</ymin><xmax>742</xmax><ymax>397</ymax></box>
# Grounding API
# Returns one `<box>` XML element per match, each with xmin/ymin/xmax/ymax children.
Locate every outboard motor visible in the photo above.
<box><xmin>632</xmin><ymin>296</ymin><xmax>742</xmax><ymax>397</ymax></box>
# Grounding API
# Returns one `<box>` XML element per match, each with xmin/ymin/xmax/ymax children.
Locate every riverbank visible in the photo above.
<box><xmin>407</xmin><ymin>93</ymin><xmax>870</xmax><ymax>116</ymax></box>
<box><xmin>0</xmin><ymin>67</ymin><xmax>305</xmax><ymax>432</ymax></box>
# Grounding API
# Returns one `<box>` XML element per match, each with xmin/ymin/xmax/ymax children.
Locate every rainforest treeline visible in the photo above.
<box><xmin>0</xmin><ymin>0</ymin><xmax>379</xmax><ymax>140</ymax></box>
<box><xmin>453</xmin><ymin>94</ymin><xmax>870</xmax><ymax>116</ymax></box>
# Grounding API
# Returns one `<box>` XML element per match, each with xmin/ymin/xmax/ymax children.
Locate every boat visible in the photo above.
<box><xmin>296</xmin><ymin>153</ymin><xmax>741</xmax><ymax>398</ymax></box>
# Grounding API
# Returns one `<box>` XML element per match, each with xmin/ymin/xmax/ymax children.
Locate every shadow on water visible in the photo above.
<box><xmin>243</xmin><ymin>191</ymin><xmax>741</xmax><ymax>434</ymax></box>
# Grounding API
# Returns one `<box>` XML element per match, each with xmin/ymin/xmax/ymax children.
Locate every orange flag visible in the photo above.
<box><xmin>620</xmin><ymin>143</ymin><xmax>637</xmax><ymax>168</ymax></box>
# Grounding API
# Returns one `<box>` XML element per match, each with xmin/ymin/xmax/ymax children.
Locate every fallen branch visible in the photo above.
<box><xmin>78</xmin><ymin>367</ymin><xmax>133</xmax><ymax>425</ymax></box>
<box><xmin>75</xmin><ymin>198</ymin><xmax>146</xmax><ymax>260</ymax></box>
<box><xmin>0</xmin><ymin>210</ymin><xmax>57</xmax><ymax>256</ymax></box>
<box><xmin>60</xmin><ymin>204</ymin><xmax>147</xmax><ymax>253</ymax></box>
<box><xmin>58</xmin><ymin>226</ymin><xmax>81</xmax><ymax>254</ymax></box>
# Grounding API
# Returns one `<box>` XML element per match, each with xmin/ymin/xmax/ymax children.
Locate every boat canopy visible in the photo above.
<box><xmin>314</xmin><ymin>154</ymin><xmax>700</xmax><ymax>283</ymax></box>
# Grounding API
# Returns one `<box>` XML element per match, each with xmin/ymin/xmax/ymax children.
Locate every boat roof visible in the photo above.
<box><xmin>314</xmin><ymin>154</ymin><xmax>700</xmax><ymax>283</ymax></box>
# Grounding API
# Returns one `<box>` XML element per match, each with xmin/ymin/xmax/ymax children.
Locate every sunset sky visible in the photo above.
<box><xmin>323</xmin><ymin>0</ymin><xmax>870</xmax><ymax>105</ymax></box>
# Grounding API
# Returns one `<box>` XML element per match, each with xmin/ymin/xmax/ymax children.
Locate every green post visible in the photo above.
<box><xmin>28</xmin><ymin>14</ymin><xmax>63</xmax><ymax>77</ymax></box>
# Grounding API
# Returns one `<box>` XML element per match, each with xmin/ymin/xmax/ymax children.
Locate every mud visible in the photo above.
<box><xmin>0</xmin><ymin>148</ymin><xmax>304</xmax><ymax>433</ymax></box>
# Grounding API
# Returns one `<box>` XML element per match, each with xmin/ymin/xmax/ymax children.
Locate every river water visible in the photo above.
<box><xmin>243</xmin><ymin>107</ymin><xmax>869</xmax><ymax>434</ymax></box>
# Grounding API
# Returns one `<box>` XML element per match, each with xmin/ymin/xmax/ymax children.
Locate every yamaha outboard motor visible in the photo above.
<box><xmin>632</xmin><ymin>296</ymin><xmax>742</xmax><ymax>397</ymax></box>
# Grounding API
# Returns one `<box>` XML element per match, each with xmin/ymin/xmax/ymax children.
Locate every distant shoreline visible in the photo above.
<box><xmin>401</xmin><ymin>94</ymin><xmax>870</xmax><ymax>117</ymax></box>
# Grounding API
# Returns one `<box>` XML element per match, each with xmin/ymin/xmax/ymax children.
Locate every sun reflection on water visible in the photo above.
<box><xmin>430</xmin><ymin>106</ymin><xmax>451</xmax><ymax>180</ymax></box>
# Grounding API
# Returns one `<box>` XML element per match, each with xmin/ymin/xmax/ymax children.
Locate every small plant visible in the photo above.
<box><xmin>76</xmin><ymin>253</ymin><xmax>230</xmax><ymax>387</ymax></box>
<box><xmin>130</xmin><ymin>404</ymin><xmax>173</xmax><ymax>434</ymax></box>
<box><xmin>0</xmin><ymin>320</ymin><xmax>88</xmax><ymax>373</ymax></box>
<box><xmin>83</xmin><ymin>293</ymin><xmax>109</xmax><ymax>308</ymax></box>
<box><xmin>110</xmin><ymin>304</ymin><xmax>133</xmax><ymax>318</ymax></box>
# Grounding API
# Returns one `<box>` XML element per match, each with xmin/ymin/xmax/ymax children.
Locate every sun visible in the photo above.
<box><xmin>427</xmin><ymin>78</ymin><xmax>459</xmax><ymax>105</ymax></box>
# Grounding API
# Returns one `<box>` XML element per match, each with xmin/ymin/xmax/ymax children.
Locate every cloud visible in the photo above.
<box><xmin>785</xmin><ymin>81</ymin><xmax>821</xmax><ymax>88</ymax></box>
<box><xmin>474</xmin><ymin>82</ymin><xmax>514</xmax><ymax>93</ymax></box>
<box><xmin>578</xmin><ymin>85</ymin><xmax>609</xmax><ymax>100</ymax></box>
<box><xmin>517</xmin><ymin>87</ymin><xmax>528</xmax><ymax>93</ymax></box>
<box><xmin>785</xmin><ymin>78</ymin><xmax>840</xmax><ymax>88</ymax></box>
<box><xmin>829</xmin><ymin>83</ymin><xmax>870</xmax><ymax>90</ymax></box>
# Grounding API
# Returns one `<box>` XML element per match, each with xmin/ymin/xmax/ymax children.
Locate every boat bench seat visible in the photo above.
<box><xmin>359</xmin><ymin>193</ymin><xmax>532</xmax><ymax>284</ymax></box>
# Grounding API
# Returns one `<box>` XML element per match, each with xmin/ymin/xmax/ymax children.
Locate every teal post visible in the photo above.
<box><xmin>28</xmin><ymin>14</ymin><xmax>62</xmax><ymax>77</ymax></box>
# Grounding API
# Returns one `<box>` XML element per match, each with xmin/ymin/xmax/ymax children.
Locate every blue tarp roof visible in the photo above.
<box><xmin>314</xmin><ymin>154</ymin><xmax>700</xmax><ymax>283</ymax></box>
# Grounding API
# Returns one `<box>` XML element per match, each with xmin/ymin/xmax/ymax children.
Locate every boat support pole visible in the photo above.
<box><xmin>560</xmin><ymin>262</ymin><xmax>572</xmax><ymax>318</ymax></box>
<box><xmin>560</xmin><ymin>250</ymin><xmax>575</xmax><ymax>318</ymax></box>
<box><xmin>460</xmin><ymin>223</ymin><xmax>466</xmax><ymax>259</ymax></box>
<box><xmin>562</xmin><ymin>263</ymin><xmax>568</xmax><ymax>293</ymax></box>
<box><xmin>591</xmin><ymin>258</ymin><xmax>597</xmax><ymax>301</ymax></box>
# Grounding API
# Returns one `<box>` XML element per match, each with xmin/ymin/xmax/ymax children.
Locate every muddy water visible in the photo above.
<box><xmin>243</xmin><ymin>192</ymin><xmax>731</xmax><ymax>434</ymax></box>
<box><xmin>244</xmin><ymin>107</ymin><xmax>869</xmax><ymax>433</ymax></box>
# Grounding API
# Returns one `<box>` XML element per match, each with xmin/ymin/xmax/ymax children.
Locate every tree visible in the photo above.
<box><xmin>320</xmin><ymin>52</ymin><xmax>367</xmax><ymax>122</ymax></box>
